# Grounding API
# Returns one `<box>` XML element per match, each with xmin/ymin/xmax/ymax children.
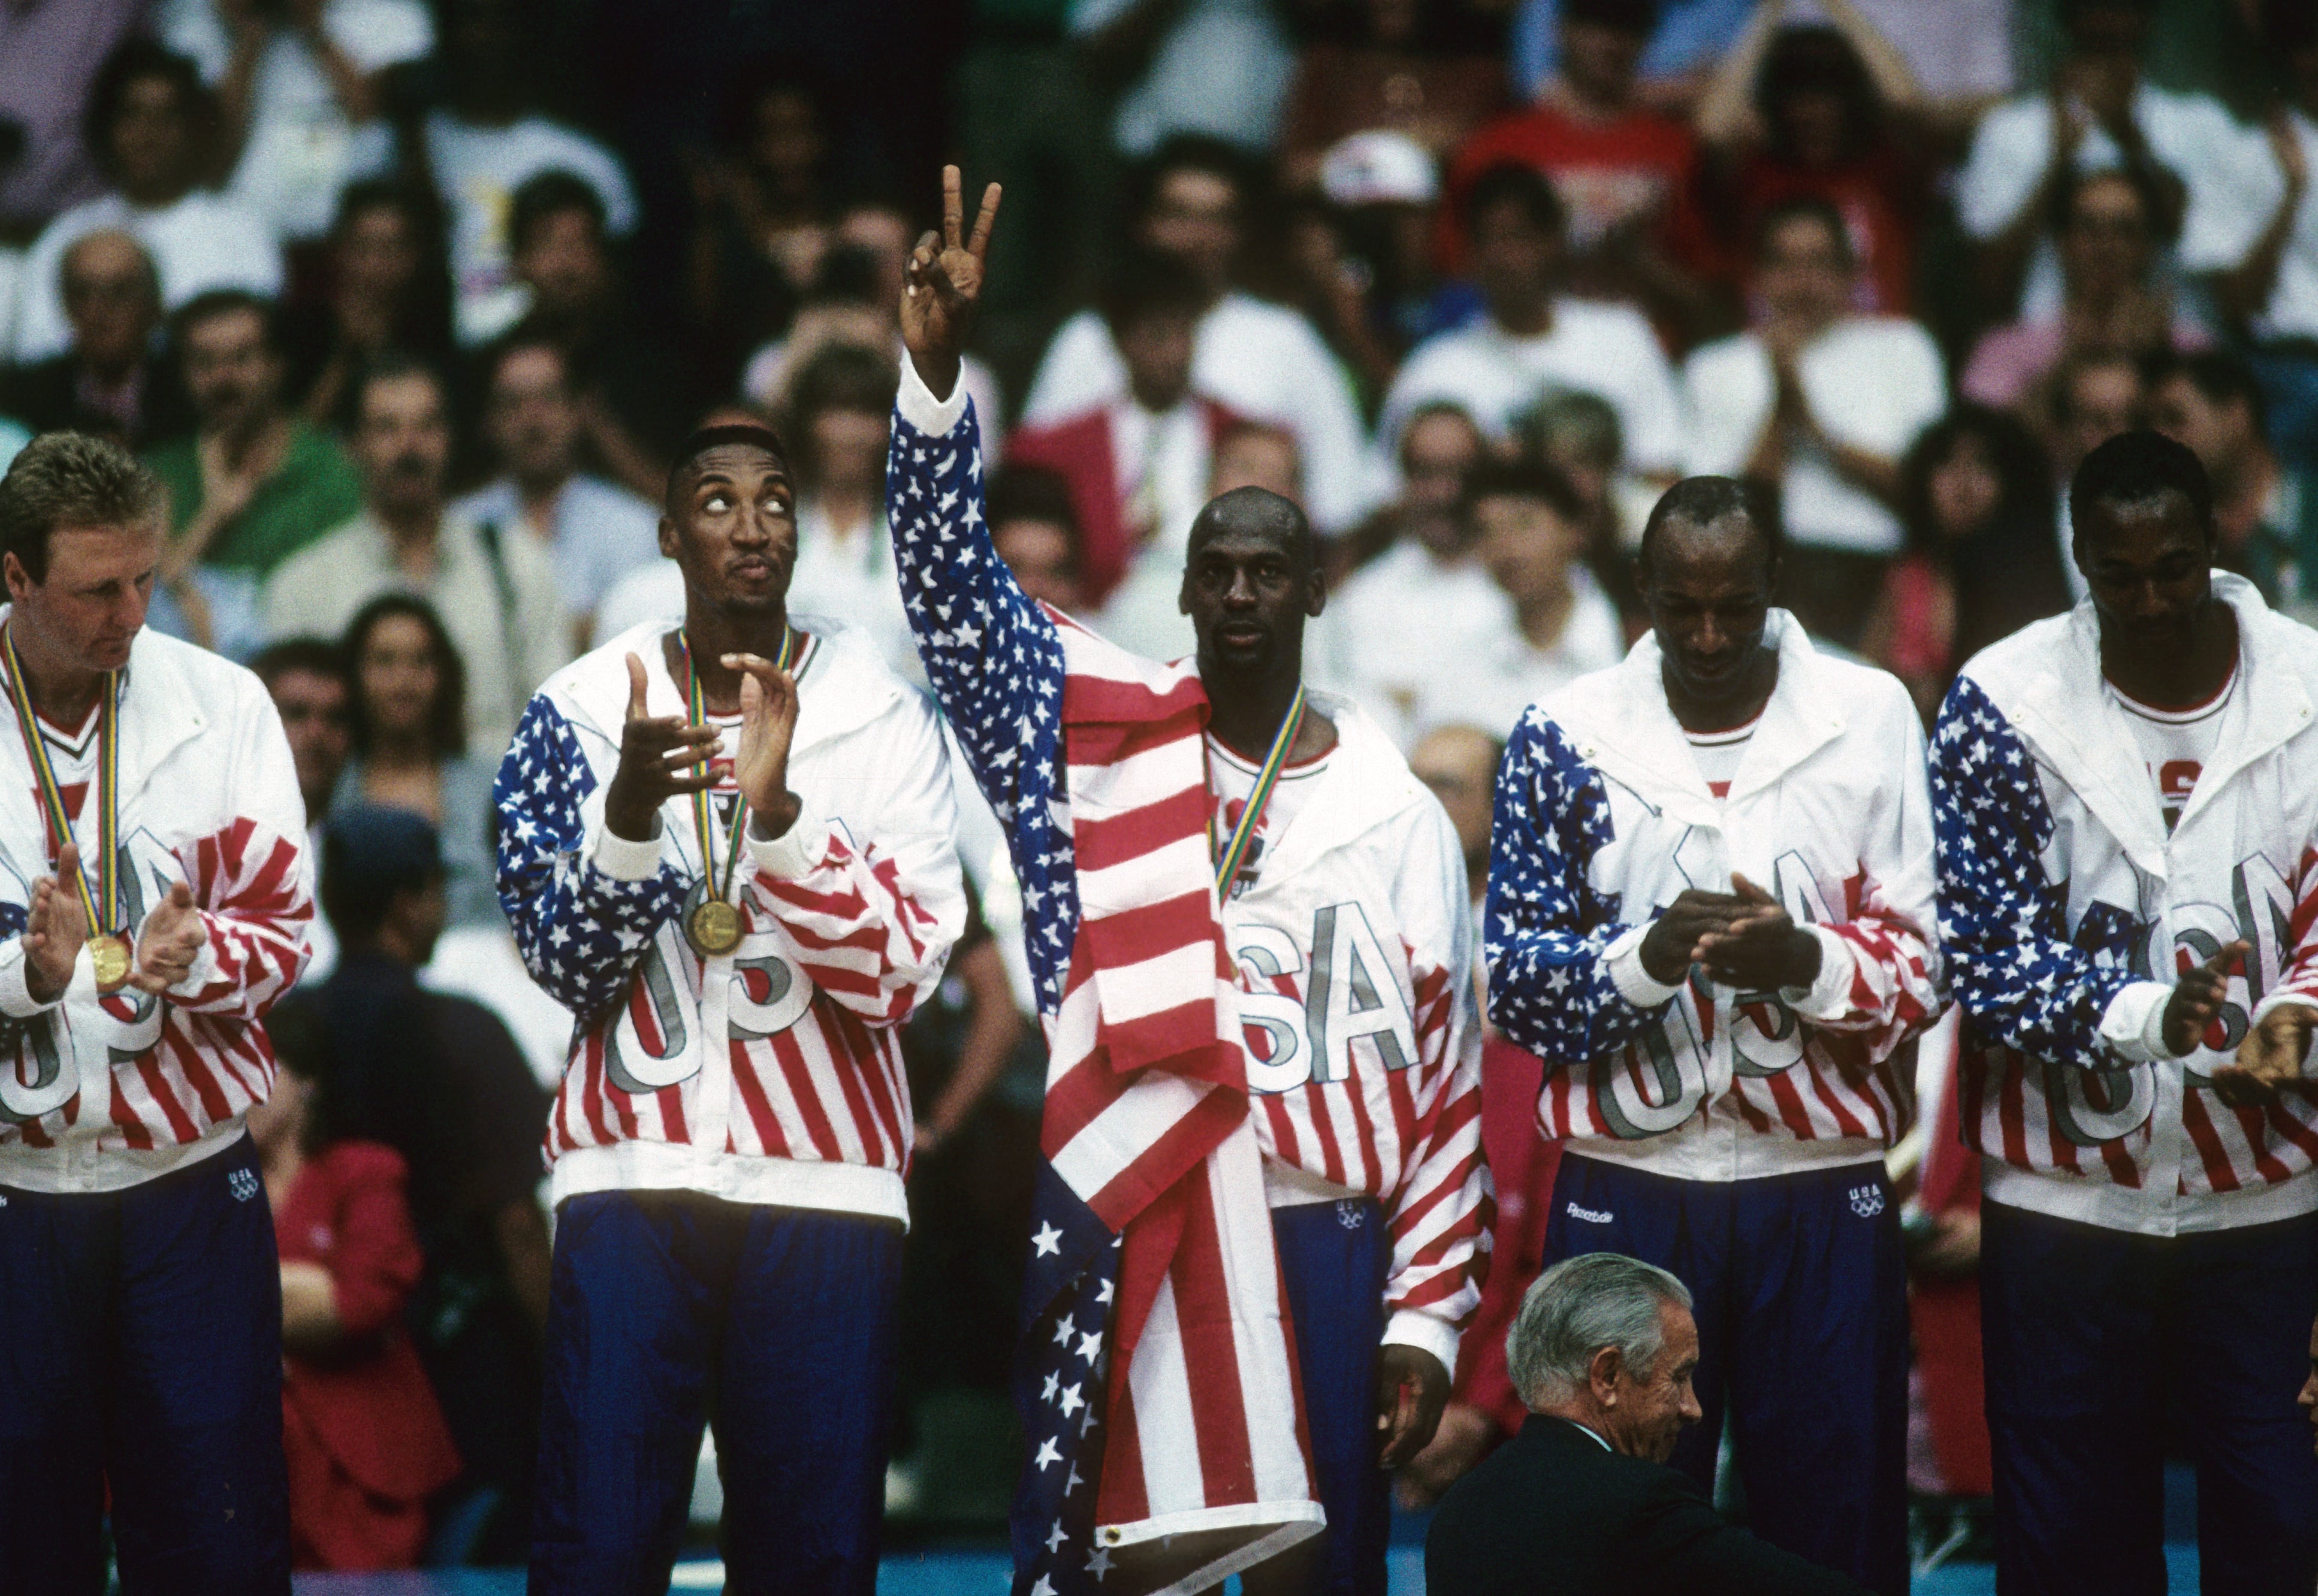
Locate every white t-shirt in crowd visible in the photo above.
<box><xmin>1203</xmin><ymin>732</ymin><xmax>1332</xmax><ymax>902</ymax></box>
<box><xmin>786</xmin><ymin>502</ymin><xmax>921</xmax><ymax>688</ymax></box>
<box><xmin>1069</xmin><ymin>0</ymin><xmax>1294</xmax><ymax>156</ymax></box>
<box><xmin>11</xmin><ymin>189</ymin><xmax>283</xmax><ymax>363</ymax></box>
<box><xmin>163</xmin><ymin>0</ymin><xmax>431</xmax><ymax>240</ymax></box>
<box><xmin>1681</xmin><ymin>317</ymin><xmax>1948</xmax><ymax>557</ymax></box>
<box><xmin>1685</xmin><ymin>714</ymin><xmax>1759</xmax><ymax>799</ymax></box>
<box><xmin>2180</xmin><ymin>107</ymin><xmax>2318</xmax><ymax>343</ymax></box>
<box><xmin>1310</xmin><ymin>538</ymin><xmax>1519</xmax><ymax>749</ymax></box>
<box><xmin>1957</xmin><ymin>82</ymin><xmax>2247</xmax><ymax>321</ymax></box>
<box><xmin>416</xmin><ymin>111</ymin><xmax>638</xmax><ymax>344</ymax></box>
<box><xmin>1378</xmin><ymin>301</ymin><xmax>1685</xmax><ymax>477</ymax></box>
<box><xmin>1024</xmin><ymin>291</ymin><xmax>1370</xmax><ymax>534</ymax></box>
<box><xmin>1418</xmin><ymin>566</ymin><xmax>1626</xmax><ymax>743</ymax></box>
<box><xmin>2110</xmin><ymin>667</ymin><xmax>2236</xmax><ymax>833</ymax></box>
<box><xmin>452</xmin><ymin>474</ymin><xmax>662</xmax><ymax>622</ymax></box>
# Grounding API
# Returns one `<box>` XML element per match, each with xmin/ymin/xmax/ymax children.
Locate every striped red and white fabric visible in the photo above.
<box><xmin>1042</xmin><ymin>617</ymin><xmax>1323</xmax><ymax>1566</ymax></box>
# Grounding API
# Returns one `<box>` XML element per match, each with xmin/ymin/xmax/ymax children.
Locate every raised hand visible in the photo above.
<box><xmin>728</xmin><ymin>652</ymin><xmax>802</xmax><ymax>841</ymax></box>
<box><xmin>603</xmin><ymin>651</ymin><xmax>723</xmax><ymax>842</ymax></box>
<box><xmin>2211</xmin><ymin>1002</ymin><xmax>2316</xmax><ymax>1108</ymax></box>
<box><xmin>900</xmin><ymin>165</ymin><xmax>1001</xmax><ymax>399</ymax></box>
<box><xmin>23</xmin><ymin>842</ymin><xmax>89</xmax><ymax>1003</ymax></box>
<box><xmin>2162</xmin><ymin>940</ymin><xmax>2248</xmax><ymax>1059</ymax></box>
<box><xmin>132</xmin><ymin>880</ymin><xmax>207</xmax><ymax>996</ymax></box>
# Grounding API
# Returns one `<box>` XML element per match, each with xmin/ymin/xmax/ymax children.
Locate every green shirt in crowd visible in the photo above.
<box><xmin>145</xmin><ymin>421</ymin><xmax>365</xmax><ymax>576</ymax></box>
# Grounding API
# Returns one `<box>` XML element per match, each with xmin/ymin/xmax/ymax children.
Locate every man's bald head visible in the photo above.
<box><xmin>63</xmin><ymin>229</ymin><xmax>158</xmax><ymax>301</ymax></box>
<box><xmin>1186</xmin><ymin>485</ymin><xmax>1315</xmax><ymax>574</ymax></box>
<box><xmin>60</xmin><ymin>230</ymin><xmax>161</xmax><ymax>377</ymax></box>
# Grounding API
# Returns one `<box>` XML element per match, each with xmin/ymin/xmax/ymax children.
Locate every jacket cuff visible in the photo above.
<box><xmin>1382</xmin><ymin>1308</ymin><xmax>1462</xmax><ymax>1378</ymax></box>
<box><xmin>1606</xmin><ymin>923</ymin><xmax>1684</xmax><ymax>1009</ymax></box>
<box><xmin>592</xmin><ymin>821</ymin><xmax>666</xmax><ymax>883</ymax></box>
<box><xmin>1782</xmin><ymin>925</ymin><xmax>1856</xmax><ymax>1021</ymax></box>
<box><xmin>0</xmin><ymin>935</ymin><xmax>80</xmax><ymax>1018</ymax></box>
<box><xmin>2099</xmin><ymin>979</ymin><xmax>2177</xmax><ymax>1063</ymax></box>
<box><xmin>2251</xmin><ymin>991</ymin><xmax>2318</xmax><ymax>1030</ymax></box>
<box><xmin>898</xmin><ymin>354</ymin><xmax>970</xmax><ymax>436</ymax></box>
<box><xmin>746</xmin><ymin>799</ymin><xmax>831</xmax><ymax>880</ymax></box>
<box><xmin>164</xmin><ymin>913</ymin><xmax>228</xmax><ymax>1001</ymax></box>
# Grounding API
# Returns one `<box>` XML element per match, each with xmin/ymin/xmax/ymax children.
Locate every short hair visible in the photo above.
<box><xmin>2150</xmin><ymin>348</ymin><xmax>2269</xmax><ymax>437</ymax></box>
<box><xmin>83</xmin><ymin>40</ymin><xmax>205</xmax><ymax>170</ymax></box>
<box><xmin>2052</xmin><ymin>349</ymin><xmax>2143</xmax><ymax>427</ymax></box>
<box><xmin>787</xmin><ymin>341</ymin><xmax>897</xmax><ymax>424</ymax></box>
<box><xmin>59</xmin><ymin>230</ymin><xmax>158</xmax><ymax>304</ymax></box>
<box><xmin>509</xmin><ymin>168</ymin><xmax>606</xmax><ymax>257</ymax></box>
<box><xmin>1637</xmin><ymin>476</ymin><xmax>1783</xmax><ymax>583</ymax></box>
<box><xmin>249</xmin><ymin>636</ymin><xmax>351</xmax><ymax>696</ymax></box>
<box><xmin>352</xmin><ymin>350</ymin><xmax>449</xmax><ymax>425</ymax></box>
<box><xmin>1187</xmin><ymin>485</ymin><xmax>1315</xmax><ymax>572</ymax></box>
<box><xmin>1130</xmin><ymin>132</ymin><xmax>1248</xmax><ymax>223</ymax></box>
<box><xmin>343</xmin><ymin>593</ymin><xmax>467</xmax><ymax>759</ymax></box>
<box><xmin>1755</xmin><ymin>194</ymin><xmax>1853</xmax><ymax>268</ymax></box>
<box><xmin>1518</xmin><ymin>388</ymin><xmax>1624</xmax><ymax>470</ymax></box>
<box><xmin>481</xmin><ymin>327</ymin><xmax>571</xmax><ymax>394</ymax></box>
<box><xmin>0</xmin><ymin>432</ymin><xmax>165</xmax><ymax>584</ymax></box>
<box><xmin>1506</xmin><ymin>1253</ymin><xmax>1693</xmax><ymax>1408</ymax></box>
<box><xmin>2069</xmin><ymin>428</ymin><xmax>2216</xmax><ymax>546</ymax></box>
<box><xmin>989</xmin><ymin>464</ymin><xmax>1082</xmax><ymax>537</ymax></box>
<box><xmin>319</xmin><ymin>806</ymin><xmax>442</xmax><ymax>944</ymax></box>
<box><xmin>1755</xmin><ymin>24</ymin><xmax>1882</xmax><ymax>164</ymax></box>
<box><xmin>2050</xmin><ymin>162</ymin><xmax>2170</xmax><ymax>246</ymax></box>
<box><xmin>171</xmin><ymin>288</ymin><xmax>284</xmax><ymax>356</ymax></box>
<box><xmin>1100</xmin><ymin>246</ymin><xmax>1210</xmax><ymax>335</ymax></box>
<box><xmin>1465</xmin><ymin>455</ymin><xmax>1588</xmax><ymax>524</ymax></box>
<box><xmin>1564</xmin><ymin>0</ymin><xmax>1660</xmax><ymax>34</ymax></box>
<box><xmin>665</xmin><ymin>422</ymin><xmax>792</xmax><ymax>511</ymax></box>
<box><xmin>1464</xmin><ymin>160</ymin><xmax>1567</xmax><ymax>240</ymax></box>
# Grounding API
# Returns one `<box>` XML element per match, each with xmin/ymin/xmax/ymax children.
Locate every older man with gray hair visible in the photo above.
<box><xmin>1427</xmin><ymin>1253</ymin><xmax>1870</xmax><ymax>1595</ymax></box>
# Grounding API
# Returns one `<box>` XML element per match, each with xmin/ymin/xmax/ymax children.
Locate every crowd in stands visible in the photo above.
<box><xmin>7</xmin><ymin>0</ymin><xmax>2318</xmax><ymax>1571</ymax></box>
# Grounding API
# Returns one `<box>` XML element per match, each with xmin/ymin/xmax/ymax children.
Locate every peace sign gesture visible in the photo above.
<box><xmin>901</xmin><ymin>164</ymin><xmax>1001</xmax><ymax>400</ymax></box>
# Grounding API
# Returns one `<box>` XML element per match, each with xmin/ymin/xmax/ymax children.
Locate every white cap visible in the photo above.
<box><xmin>1319</xmin><ymin>130</ymin><xmax>1439</xmax><ymax>208</ymax></box>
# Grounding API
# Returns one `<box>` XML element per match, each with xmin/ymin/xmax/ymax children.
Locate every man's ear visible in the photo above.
<box><xmin>1588</xmin><ymin>1344</ymin><xmax>1625</xmax><ymax>1405</ymax></box>
<box><xmin>657</xmin><ymin>513</ymin><xmax>678</xmax><ymax>560</ymax></box>
<box><xmin>1304</xmin><ymin>566</ymin><xmax>1326</xmax><ymax>619</ymax></box>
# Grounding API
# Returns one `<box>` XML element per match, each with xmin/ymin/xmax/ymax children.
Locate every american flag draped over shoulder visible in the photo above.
<box><xmin>883</xmin><ymin>380</ymin><xmax>1319</xmax><ymax>1595</ymax></box>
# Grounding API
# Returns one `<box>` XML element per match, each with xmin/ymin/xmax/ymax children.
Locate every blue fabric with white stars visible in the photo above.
<box><xmin>1929</xmin><ymin>675</ymin><xmax>2141</xmax><ymax>1065</ymax></box>
<box><xmin>493</xmin><ymin>693</ymin><xmax>687</xmax><ymax>1024</ymax></box>
<box><xmin>889</xmin><ymin>396</ymin><xmax>1114</xmax><ymax>1596</ymax></box>
<box><xmin>1484</xmin><ymin>707</ymin><xmax>1665</xmax><ymax>1066</ymax></box>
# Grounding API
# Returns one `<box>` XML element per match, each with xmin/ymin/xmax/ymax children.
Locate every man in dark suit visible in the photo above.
<box><xmin>0</xmin><ymin>231</ymin><xmax>191</xmax><ymax>448</ymax></box>
<box><xmin>1427</xmin><ymin>1253</ymin><xmax>1871</xmax><ymax>1595</ymax></box>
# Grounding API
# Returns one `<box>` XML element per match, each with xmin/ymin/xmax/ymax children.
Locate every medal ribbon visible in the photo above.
<box><xmin>1209</xmin><ymin>685</ymin><xmax>1306</xmax><ymax>902</ymax></box>
<box><xmin>680</xmin><ymin>625</ymin><xmax>795</xmax><ymax>906</ymax></box>
<box><xmin>0</xmin><ymin>624</ymin><xmax>116</xmax><ymax>936</ymax></box>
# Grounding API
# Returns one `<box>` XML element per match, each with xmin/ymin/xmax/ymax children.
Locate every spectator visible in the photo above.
<box><xmin>333</xmin><ymin>594</ymin><xmax>501</xmax><ymax>931</ymax></box>
<box><xmin>1312</xmin><ymin>130</ymin><xmax>1469</xmax><ymax>373</ymax></box>
<box><xmin>1408</xmin><ymin>723</ymin><xmax>1502</xmax><ymax>922</ymax></box>
<box><xmin>780</xmin><ymin>339</ymin><xmax>919</xmax><ymax>681</ymax></box>
<box><xmin>503</xmin><ymin>170</ymin><xmax>693</xmax><ymax>501</ymax></box>
<box><xmin>1682</xmin><ymin>195</ymin><xmax>1946</xmax><ymax>644</ymax></box>
<box><xmin>452</xmin><ymin>332</ymin><xmax>661</xmax><ymax>652</ymax></box>
<box><xmin>0</xmin><ymin>0</ymin><xmax>145</xmax><ymax>241</ymax></box>
<box><xmin>1426</xmin><ymin>1254</ymin><xmax>1871</xmax><ymax>1595</ymax></box>
<box><xmin>0</xmin><ymin>230</ymin><xmax>194</xmax><ymax>448</ymax></box>
<box><xmin>1022</xmin><ymin>135</ymin><xmax>1371</xmax><ymax>535</ymax></box>
<box><xmin>1695</xmin><ymin>5</ymin><xmax>1933</xmax><ymax>318</ymax></box>
<box><xmin>1007</xmin><ymin>247</ymin><xmax>1241</xmax><ymax>611</ymax></box>
<box><xmin>286</xmin><ymin>804</ymin><xmax>552</xmax><ymax>1565</ymax></box>
<box><xmin>162</xmin><ymin>0</ymin><xmax>434</xmax><ymax>242</ymax></box>
<box><xmin>1380</xmin><ymin>163</ymin><xmax>1683</xmax><ymax>480</ymax></box>
<box><xmin>1451</xmin><ymin>457</ymin><xmax>1625</xmax><ymax>738</ymax></box>
<box><xmin>402</xmin><ymin>0</ymin><xmax>637</xmax><ymax>344</ymax></box>
<box><xmin>2181</xmin><ymin>1</ymin><xmax>2318</xmax><ymax>465</ymax></box>
<box><xmin>1209</xmin><ymin>419</ymin><xmax>1302</xmax><ymax>503</ymax></box>
<box><xmin>1315</xmin><ymin>401</ymin><xmax>1509</xmax><ymax>746</ymax></box>
<box><xmin>1516</xmin><ymin>385</ymin><xmax>1659</xmax><ymax>608</ymax></box>
<box><xmin>253</xmin><ymin>634</ymin><xmax>355</xmax><ymax>980</ymax></box>
<box><xmin>288</xmin><ymin>179</ymin><xmax>455</xmax><ymax>432</ymax></box>
<box><xmin>1957</xmin><ymin>0</ymin><xmax>2240</xmax><ymax>322</ymax></box>
<box><xmin>262</xmin><ymin>355</ymin><xmax>568</xmax><ymax>756</ymax></box>
<box><xmin>11</xmin><ymin>39</ymin><xmax>283</xmax><ymax>363</ymax></box>
<box><xmin>144</xmin><ymin>289</ymin><xmax>363</xmax><ymax>657</ymax></box>
<box><xmin>250</xmin><ymin>1001</ymin><xmax>462</xmax><ymax>1573</ymax></box>
<box><xmin>1278</xmin><ymin>0</ymin><xmax>1508</xmax><ymax>189</ymax></box>
<box><xmin>2049</xmin><ymin>347</ymin><xmax>2146</xmax><ymax>599</ymax></box>
<box><xmin>1963</xmin><ymin>167</ymin><xmax>2208</xmax><ymax>413</ymax></box>
<box><xmin>683</xmin><ymin>64</ymin><xmax>833</xmax><ymax>371</ymax></box>
<box><xmin>1444</xmin><ymin>0</ymin><xmax>1719</xmax><ymax>337</ymax></box>
<box><xmin>2149</xmin><ymin>349</ymin><xmax>2318</xmax><ymax>622</ymax></box>
<box><xmin>1508</xmin><ymin>0</ymin><xmax>1752</xmax><ymax>111</ymax></box>
<box><xmin>986</xmin><ymin>463</ymin><xmax>1092</xmax><ymax>618</ymax></box>
<box><xmin>1070</xmin><ymin>0</ymin><xmax>1297</xmax><ymax>157</ymax></box>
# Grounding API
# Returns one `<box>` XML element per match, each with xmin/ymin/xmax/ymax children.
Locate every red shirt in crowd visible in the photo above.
<box><xmin>1717</xmin><ymin>148</ymin><xmax>1927</xmax><ymax>316</ymax></box>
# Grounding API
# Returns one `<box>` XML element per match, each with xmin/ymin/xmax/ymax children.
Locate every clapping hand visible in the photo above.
<box><xmin>727</xmin><ymin>652</ymin><xmax>802</xmax><ymax>841</ymax></box>
<box><xmin>2162</xmin><ymin>941</ymin><xmax>2247</xmax><ymax>1060</ymax></box>
<box><xmin>2211</xmin><ymin>1001</ymin><xmax>2315</xmax><ymax>1108</ymax></box>
<box><xmin>23</xmin><ymin>842</ymin><xmax>88</xmax><ymax>1003</ymax></box>
<box><xmin>901</xmin><ymin>165</ymin><xmax>1001</xmax><ymax>399</ymax></box>
<box><xmin>1694</xmin><ymin>873</ymin><xmax>1822</xmax><ymax>992</ymax></box>
<box><xmin>603</xmin><ymin>652</ymin><xmax>722</xmax><ymax>842</ymax></box>
<box><xmin>132</xmin><ymin>881</ymin><xmax>206</xmax><ymax>996</ymax></box>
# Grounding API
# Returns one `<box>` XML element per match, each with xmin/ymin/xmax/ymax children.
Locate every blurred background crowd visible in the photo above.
<box><xmin>4</xmin><ymin>0</ymin><xmax>2314</xmax><ymax>1574</ymax></box>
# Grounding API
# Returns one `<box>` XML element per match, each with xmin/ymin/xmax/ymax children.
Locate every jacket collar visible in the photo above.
<box><xmin>0</xmin><ymin>613</ymin><xmax>210</xmax><ymax>799</ymax></box>
<box><xmin>1551</xmin><ymin>610</ymin><xmax>1845</xmax><ymax>826</ymax></box>
<box><xmin>1245</xmin><ymin>691</ymin><xmax>1427</xmax><ymax>879</ymax></box>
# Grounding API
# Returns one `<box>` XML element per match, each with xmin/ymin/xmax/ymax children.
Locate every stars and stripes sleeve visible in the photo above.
<box><xmin>161</xmin><ymin>684</ymin><xmax>313</xmax><ymax>1017</ymax></box>
<box><xmin>743</xmin><ymin>697</ymin><xmax>965</xmax><ymax>1030</ymax></box>
<box><xmin>494</xmin><ymin>693</ymin><xmax>686</xmax><ymax>1021</ymax></box>
<box><xmin>2251</xmin><ymin>845</ymin><xmax>2318</xmax><ymax>1029</ymax></box>
<box><xmin>887</xmin><ymin>360</ymin><xmax>1068</xmax><ymax>838</ymax></box>
<box><xmin>1483</xmin><ymin>709</ymin><xmax>1661</xmax><ymax>1066</ymax></box>
<box><xmin>1930</xmin><ymin>676</ymin><xmax>2141</xmax><ymax>1066</ymax></box>
<box><xmin>1380</xmin><ymin>801</ymin><xmax>1493</xmax><ymax>1372</ymax></box>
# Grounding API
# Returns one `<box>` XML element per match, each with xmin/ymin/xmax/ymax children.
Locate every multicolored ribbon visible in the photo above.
<box><xmin>1209</xmin><ymin>684</ymin><xmax>1306</xmax><ymax>902</ymax></box>
<box><xmin>0</xmin><ymin>624</ymin><xmax>117</xmax><ymax>937</ymax></box>
<box><xmin>679</xmin><ymin>625</ymin><xmax>795</xmax><ymax>897</ymax></box>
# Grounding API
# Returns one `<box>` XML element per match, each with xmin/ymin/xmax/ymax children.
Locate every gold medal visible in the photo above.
<box><xmin>686</xmin><ymin>899</ymin><xmax>744</xmax><ymax>959</ymax></box>
<box><xmin>87</xmin><ymin>933</ymin><xmax>131</xmax><ymax>992</ymax></box>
